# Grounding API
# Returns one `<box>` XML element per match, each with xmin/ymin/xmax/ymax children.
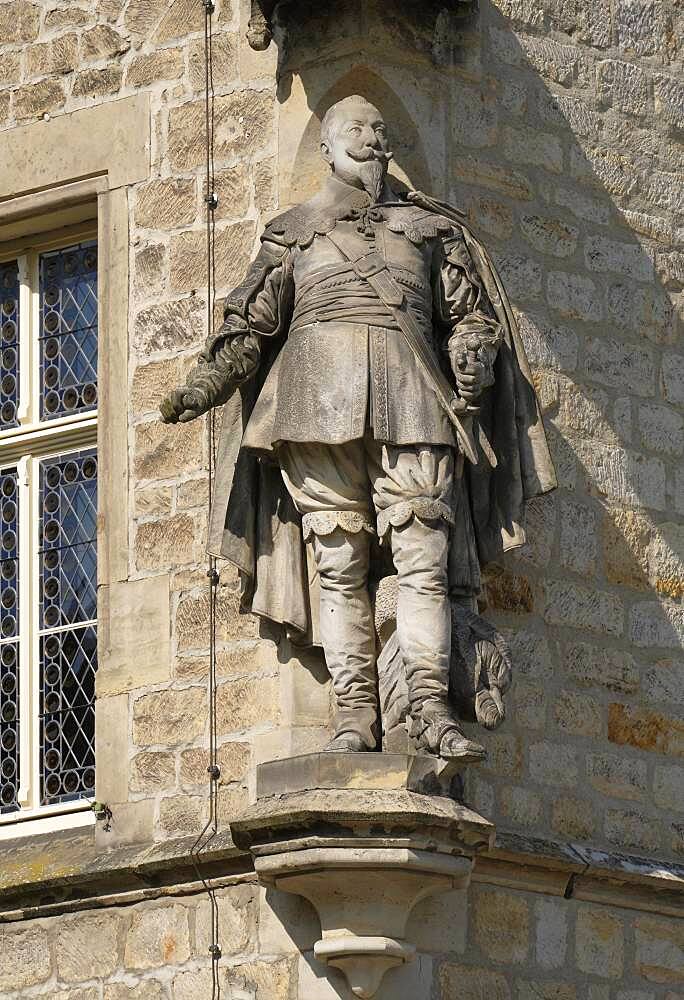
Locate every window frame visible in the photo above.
<box><xmin>0</xmin><ymin>222</ymin><xmax>99</xmax><ymax>827</ymax></box>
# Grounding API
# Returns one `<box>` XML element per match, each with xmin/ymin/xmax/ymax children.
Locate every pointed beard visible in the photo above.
<box><xmin>358</xmin><ymin>159</ymin><xmax>386</xmax><ymax>202</ymax></box>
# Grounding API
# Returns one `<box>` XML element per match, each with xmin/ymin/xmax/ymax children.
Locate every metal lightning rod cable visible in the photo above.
<box><xmin>189</xmin><ymin>1</ymin><xmax>221</xmax><ymax>997</ymax></box>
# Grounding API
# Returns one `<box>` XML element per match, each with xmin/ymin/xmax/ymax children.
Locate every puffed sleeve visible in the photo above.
<box><xmin>435</xmin><ymin>229</ymin><xmax>502</xmax><ymax>379</ymax></box>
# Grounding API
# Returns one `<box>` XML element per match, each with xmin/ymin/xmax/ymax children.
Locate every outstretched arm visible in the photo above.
<box><xmin>436</xmin><ymin>231</ymin><xmax>502</xmax><ymax>405</ymax></box>
<box><xmin>160</xmin><ymin>238</ymin><xmax>291</xmax><ymax>423</ymax></box>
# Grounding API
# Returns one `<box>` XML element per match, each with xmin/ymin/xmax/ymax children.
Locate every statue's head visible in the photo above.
<box><xmin>320</xmin><ymin>95</ymin><xmax>393</xmax><ymax>201</ymax></box>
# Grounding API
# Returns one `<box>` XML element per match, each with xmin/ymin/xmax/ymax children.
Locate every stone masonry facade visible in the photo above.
<box><xmin>0</xmin><ymin>0</ymin><xmax>682</xmax><ymax>997</ymax></box>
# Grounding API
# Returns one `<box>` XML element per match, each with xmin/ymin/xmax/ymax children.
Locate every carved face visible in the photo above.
<box><xmin>321</xmin><ymin>101</ymin><xmax>392</xmax><ymax>199</ymax></box>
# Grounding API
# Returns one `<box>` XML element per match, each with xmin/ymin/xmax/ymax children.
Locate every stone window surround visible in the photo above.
<box><xmin>0</xmin><ymin>95</ymin><xmax>151</xmax><ymax>839</ymax></box>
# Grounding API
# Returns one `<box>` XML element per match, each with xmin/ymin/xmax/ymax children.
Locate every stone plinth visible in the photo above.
<box><xmin>231</xmin><ymin>753</ymin><xmax>494</xmax><ymax>998</ymax></box>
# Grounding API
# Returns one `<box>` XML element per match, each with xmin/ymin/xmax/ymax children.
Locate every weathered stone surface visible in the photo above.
<box><xmin>226</xmin><ymin>958</ymin><xmax>296</xmax><ymax>999</ymax></box>
<box><xmin>124</xmin><ymin>903</ymin><xmax>191</xmax><ymax>969</ymax></box>
<box><xmin>44</xmin><ymin>7</ymin><xmax>90</xmax><ymax>29</ymax></box>
<box><xmin>134</xmin><ymin>417</ymin><xmax>205</xmax><ymax>481</ymax></box>
<box><xmin>603</xmin><ymin>507</ymin><xmax>651</xmax><ymax>591</ymax></box>
<box><xmin>617</xmin><ymin>0</ymin><xmax>661</xmax><ymax>55</ymax></box>
<box><xmin>635</xmin><ymin>917</ymin><xmax>684</xmax><ymax>984</ymax></box>
<box><xmin>503</xmin><ymin>124</ymin><xmax>563</xmax><ymax>174</ymax></box>
<box><xmin>494</xmin><ymin>254</ymin><xmax>542</xmax><ymax>302</ymax></box>
<box><xmin>654</xmin><ymin>765</ymin><xmax>684</xmax><ymax>813</ymax></box>
<box><xmin>176</xmin><ymin>584</ymin><xmax>258</xmax><ymax>652</ymax></box>
<box><xmin>216</xmin><ymin>675</ymin><xmax>279</xmax><ymax>734</ymax></box>
<box><xmin>576</xmin><ymin>906</ymin><xmax>624</xmax><ymax>978</ymax></box>
<box><xmin>608</xmin><ymin>703</ymin><xmax>684</xmax><ymax>757</ymax></box>
<box><xmin>516</xmin><ymin>984</ymin><xmax>576</xmax><ymax>1000</ymax></box>
<box><xmin>132</xmin><ymin>687</ymin><xmax>206</xmax><ymax>746</ymax></box>
<box><xmin>535</xmin><ymin>897</ymin><xmax>568</xmax><ymax>970</ymax></box>
<box><xmin>72</xmin><ymin>66</ymin><xmax>123</xmax><ymax>99</ymax></box>
<box><xmin>82</xmin><ymin>24</ymin><xmax>130</xmax><ymax>60</ymax></box>
<box><xmin>126</xmin><ymin>47</ymin><xmax>185</xmax><ymax>87</ymax></box>
<box><xmin>597</xmin><ymin>59</ymin><xmax>649</xmax><ymax>116</ymax></box>
<box><xmin>204</xmin><ymin>163</ymin><xmax>251</xmax><ymax>220</ymax></box>
<box><xmin>643</xmin><ymin>658</ymin><xmax>684</xmax><ymax>708</ymax></box>
<box><xmin>544</xmin><ymin>580</ymin><xmax>623</xmax><ymax>635</ymax></box>
<box><xmin>134</xmin><ymin>295</ymin><xmax>207</xmax><ymax>355</ymax></box>
<box><xmin>134</xmin><ymin>243</ymin><xmax>167</xmax><ymax>300</ymax></box>
<box><xmin>638</xmin><ymin>403</ymin><xmax>683</xmax><ymax>456</ymax></box>
<box><xmin>135</xmin><ymin>178</ymin><xmax>197</xmax><ymax>230</ymax></box>
<box><xmin>552</xmin><ymin>795</ymin><xmax>596</xmax><ymax>841</ymax></box>
<box><xmin>654</xmin><ymin>74</ymin><xmax>684</xmax><ymax>131</ymax></box>
<box><xmin>565</xmin><ymin>641</ymin><xmax>639</xmax><ymax>695</ymax></box>
<box><xmin>554</xmin><ymin>690</ymin><xmax>603</xmax><ymax>738</ymax></box>
<box><xmin>195</xmin><ymin>884</ymin><xmax>257</xmax><ymax>956</ymax></box>
<box><xmin>559</xmin><ymin>499</ymin><xmax>597</xmax><ymax>576</ymax></box>
<box><xmin>0</xmin><ymin>924</ymin><xmax>51</xmax><ymax>991</ymax></box>
<box><xmin>529</xmin><ymin>742</ymin><xmax>578</xmax><ymax>788</ymax></box>
<box><xmin>547</xmin><ymin>271</ymin><xmax>602</xmax><ymax>322</ymax></box>
<box><xmin>500</xmin><ymin>785</ymin><xmax>542</xmax><ymax>826</ymax></box>
<box><xmin>103</xmin><ymin>982</ymin><xmax>165</xmax><ymax>1000</ymax></box>
<box><xmin>630</xmin><ymin>602</ymin><xmax>684</xmax><ymax>651</ymax></box>
<box><xmin>170</xmin><ymin>221</ymin><xmax>256</xmax><ymax>292</ymax></box>
<box><xmin>440</xmin><ymin>962</ymin><xmax>511</xmax><ymax>1000</ymax></box>
<box><xmin>54</xmin><ymin>912</ymin><xmax>121</xmax><ymax>982</ymax></box>
<box><xmin>587</xmin><ymin>752</ymin><xmax>648</xmax><ymax>801</ymax></box>
<box><xmin>585</xmin><ymin>235</ymin><xmax>653</xmax><ymax>282</ymax></box>
<box><xmin>648</xmin><ymin>523</ymin><xmax>684</xmax><ymax>599</ymax></box>
<box><xmin>516</xmin><ymin>311</ymin><xmax>578</xmax><ymax>372</ymax></box>
<box><xmin>485</xmin><ymin>568</ymin><xmax>534</xmax><ymax>613</ymax></box>
<box><xmin>168</xmin><ymin>90</ymin><xmax>275</xmax><ymax>170</ymax></box>
<box><xmin>453</xmin><ymin>155</ymin><xmax>533</xmax><ymax>200</ymax></box>
<box><xmin>177</xmin><ymin>476</ymin><xmax>210</xmax><ymax>510</ymax></box>
<box><xmin>180</xmin><ymin>740</ymin><xmax>250</xmax><ymax>785</ymax></box>
<box><xmin>662</xmin><ymin>353</ymin><xmax>684</xmax><ymax>406</ymax></box>
<box><xmin>135</xmin><ymin>513</ymin><xmax>199</xmax><ymax>571</ymax></box>
<box><xmin>159</xmin><ymin>793</ymin><xmax>205</xmax><ymax>835</ymax></box>
<box><xmin>605</xmin><ymin>806</ymin><xmax>660</xmax><ymax>853</ymax></box>
<box><xmin>13</xmin><ymin>78</ymin><xmax>65</xmax><ymax>119</ymax></box>
<box><xmin>189</xmin><ymin>31</ymin><xmax>238</xmax><ymax>89</ymax></box>
<box><xmin>574</xmin><ymin>440</ymin><xmax>666</xmax><ymax>511</ymax></box>
<box><xmin>520</xmin><ymin>214</ymin><xmax>578</xmax><ymax>258</ymax></box>
<box><xmin>0</xmin><ymin>0</ymin><xmax>39</xmax><ymax>44</ymax></box>
<box><xmin>130</xmin><ymin>750</ymin><xmax>176</xmax><ymax>793</ymax></box>
<box><xmin>154</xmin><ymin>0</ymin><xmax>204</xmax><ymax>41</ymax></box>
<box><xmin>132</xmin><ymin>357</ymin><xmax>187</xmax><ymax>415</ymax></box>
<box><xmin>26</xmin><ymin>33</ymin><xmax>79</xmax><ymax>77</ymax></box>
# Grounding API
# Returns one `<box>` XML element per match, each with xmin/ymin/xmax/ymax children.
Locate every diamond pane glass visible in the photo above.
<box><xmin>39</xmin><ymin>450</ymin><xmax>97</xmax><ymax>806</ymax></box>
<box><xmin>0</xmin><ymin>467</ymin><xmax>19</xmax><ymax>814</ymax></box>
<box><xmin>40</xmin><ymin>241</ymin><xmax>98</xmax><ymax>421</ymax></box>
<box><xmin>1</xmin><ymin>260</ymin><xmax>20</xmax><ymax>430</ymax></box>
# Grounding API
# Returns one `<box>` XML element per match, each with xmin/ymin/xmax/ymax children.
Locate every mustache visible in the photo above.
<box><xmin>346</xmin><ymin>148</ymin><xmax>394</xmax><ymax>164</ymax></box>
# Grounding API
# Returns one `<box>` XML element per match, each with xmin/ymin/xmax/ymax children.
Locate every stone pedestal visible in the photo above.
<box><xmin>231</xmin><ymin>753</ymin><xmax>494</xmax><ymax>998</ymax></box>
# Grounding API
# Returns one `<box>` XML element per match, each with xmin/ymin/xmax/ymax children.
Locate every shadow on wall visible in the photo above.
<box><xmin>270</xmin><ymin>0</ymin><xmax>684</xmax><ymax>858</ymax></box>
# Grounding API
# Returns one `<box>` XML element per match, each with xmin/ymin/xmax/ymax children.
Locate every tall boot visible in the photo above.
<box><xmin>309</xmin><ymin>526</ymin><xmax>378</xmax><ymax>750</ymax></box>
<box><xmin>390</xmin><ymin>516</ymin><xmax>485</xmax><ymax>761</ymax></box>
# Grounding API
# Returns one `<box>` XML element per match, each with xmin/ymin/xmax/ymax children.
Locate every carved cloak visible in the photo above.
<box><xmin>206</xmin><ymin>193</ymin><xmax>557</xmax><ymax>646</ymax></box>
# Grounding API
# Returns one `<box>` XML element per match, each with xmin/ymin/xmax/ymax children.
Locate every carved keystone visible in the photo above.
<box><xmin>231</xmin><ymin>752</ymin><xmax>494</xmax><ymax>998</ymax></box>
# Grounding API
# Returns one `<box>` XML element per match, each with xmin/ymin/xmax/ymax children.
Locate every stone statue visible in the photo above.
<box><xmin>160</xmin><ymin>95</ymin><xmax>556</xmax><ymax>762</ymax></box>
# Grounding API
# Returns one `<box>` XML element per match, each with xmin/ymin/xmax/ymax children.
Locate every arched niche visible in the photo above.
<box><xmin>278</xmin><ymin>65</ymin><xmax>437</xmax><ymax>209</ymax></box>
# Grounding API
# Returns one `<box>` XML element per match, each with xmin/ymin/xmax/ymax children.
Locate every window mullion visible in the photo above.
<box><xmin>16</xmin><ymin>256</ymin><xmax>30</xmax><ymax>425</ymax></box>
<box><xmin>16</xmin><ymin>455</ymin><xmax>33</xmax><ymax>807</ymax></box>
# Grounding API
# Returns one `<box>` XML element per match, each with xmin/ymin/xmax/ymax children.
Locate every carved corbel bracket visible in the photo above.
<box><xmin>248</xmin><ymin>0</ymin><xmax>278</xmax><ymax>50</ymax></box>
<box><xmin>231</xmin><ymin>752</ymin><xmax>495</xmax><ymax>997</ymax></box>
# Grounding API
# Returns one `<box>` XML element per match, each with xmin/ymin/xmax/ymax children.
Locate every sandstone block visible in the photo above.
<box><xmin>203</xmin><ymin>163</ymin><xmax>250</xmax><ymax>221</ymax></box>
<box><xmin>564</xmin><ymin>641</ymin><xmax>639</xmax><ymax>694</ymax></box>
<box><xmin>494</xmin><ymin>254</ymin><xmax>542</xmax><ymax>302</ymax></box>
<box><xmin>468</xmin><ymin>195</ymin><xmax>514</xmax><ymax>240</ymax></box>
<box><xmin>82</xmin><ymin>24</ymin><xmax>130</xmax><ymax>59</ymax></box>
<box><xmin>662</xmin><ymin>353</ymin><xmax>684</xmax><ymax>406</ymax></box>
<box><xmin>168</xmin><ymin>90</ymin><xmax>274</xmax><ymax>170</ymax></box>
<box><xmin>587</xmin><ymin>337</ymin><xmax>655</xmax><ymax>396</ymax></box>
<box><xmin>131</xmin><ymin>356</ymin><xmax>187</xmax><ymax>415</ymax></box>
<box><xmin>537</xmin><ymin>90</ymin><xmax>602</xmax><ymax>138</ymax></box>
<box><xmin>587</xmin><ymin>752</ymin><xmax>647</xmax><ymax>801</ymax></box>
<box><xmin>515</xmin><ymin>311</ymin><xmax>578</xmax><ymax>372</ymax></box>
<box><xmin>135</xmin><ymin>177</ymin><xmax>197</xmax><ymax>230</ymax></box>
<box><xmin>170</xmin><ymin>221</ymin><xmax>256</xmax><ymax>292</ymax></box>
<box><xmin>598</xmin><ymin>59</ymin><xmax>649</xmax><ymax>116</ymax></box>
<box><xmin>554</xmin><ymin>690</ymin><xmax>604</xmax><ymax>738</ymax></box>
<box><xmin>603</xmin><ymin>507</ymin><xmax>651</xmax><ymax>591</ymax></box>
<box><xmin>639</xmin><ymin>403</ymin><xmax>684</xmax><ymax>457</ymax></box>
<box><xmin>130</xmin><ymin>750</ymin><xmax>176</xmax><ymax>792</ymax></box>
<box><xmin>134</xmin><ymin>294</ymin><xmax>206</xmax><ymax>356</ymax></box>
<box><xmin>516</xmin><ymin>984</ymin><xmax>575</xmax><ymax>1000</ymax></box>
<box><xmin>0</xmin><ymin>50</ymin><xmax>20</xmax><ymax>87</ymax></box>
<box><xmin>552</xmin><ymin>185</ymin><xmax>610</xmax><ymax>225</ymax></box>
<box><xmin>544</xmin><ymin>580</ymin><xmax>623</xmax><ymax>636</ymax></box>
<box><xmin>547</xmin><ymin>271</ymin><xmax>601</xmax><ymax>322</ymax></box>
<box><xmin>519</xmin><ymin>35</ymin><xmax>589</xmax><ymax>87</ymax></box>
<box><xmin>133</xmin><ymin>243</ymin><xmax>167</xmax><ymax>300</ymax></box>
<box><xmin>216</xmin><ymin>674</ymin><xmax>279</xmax><ymax>735</ymax></box>
<box><xmin>608</xmin><ymin>703</ymin><xmax>684</xmax><ymax>757</ymax></box>
<box><xmin>227</xmin><ymin>958</ymin><xmax>296</xmax><ymax>1000</ymax></box>
<box><xmin>52</xmin><ymin>988</ymin><xmax>100</xmax><ymax>1000</ymax></box>
<box><xmin>98</xmin><ymin>799</ymin><xmax>155</xmax><ymax>848</ymax></box>
<box><xmin>54</xmin><ymin>912</ymin><xmax>121</xmax><ymax>982</ymax></box>
<box><xmin>180</xmin><ymin>740</ymin><xmax>250</xmax><ymax>786</ymax></box>
<box><xmin>96</xmin><ymin>692</ymin><xmax>129</xmax><ymax>804</ymax></box>
<box><xmin>124</xmin><ymin>0</ymin><xmax>164</xmax><ymax>35</ymax></box>
<box><xmin>134</xmin><ymin>417</ymin><xmax>205</xmax><ymax>481</ymax></box>
<box><xmin>104</xmin><ymin>981</ymin><xmax>165</xmax><ymax>1000</ymax></box>
<box><xmin>217</xmin><ymin>781</ymin><xmax>249</xmax><ymax>822</ymax></box>
<box><xmin>606</xmin><ymin>282</ymin><xmax>675</xmax><ymax>346</ymax></box>
<box><xmin>643</xmin><ymin>658</ymin><xmax>684</xmax><ymax>709</ymax></box>
<box><xmin>605</xmin><ymin>806</ymin><xmax>660</xmax><ymax>852</ymax></box>
<box><xmin>500</xmin><ymin>785</ymin><xmax>542</xmax><ymax>826</ymax></box>
<box><xmin>485</xmin><ymin>568</ymin><xmax>533</xmax><ymax>613</ymax></box>
<box><xmin>551</xmin><ymin>795</ymin><xmax>596</xmax><ymax>841</ymax></box>
<box><xmin>654</xmin><ymin>764</ymin><xmax>684</xmax><ymax>813</ymax></box>
<box><xmin>124</xmin><ymin>903</ymin><xmax>191</xmax><ymax>970</ymax></box>
<box><xmin>159</xmin><ymin>793</ymin><xmax>205</xmax><ymax>835</ymax></box>
<box><xmin>440</xmin><ymin>963</ymin><xmax>511</xmax><ymax>1000</ymax></box>
<box><xmin>473</xmin><ymin>889</ymin><xmax>529</xmax><ymax>964</ymax></box>
<box><xmin>126</xmin><ymin>47</ymin><xmax>185</xmax><ymax>88</ymax></box>
<box><xmin>630</xmin><ymin>602</ymin><xmax>684</xmax><ymax>652</ymax></box>
<box><xmin>176</xmin><ymin>586</ymin><xmax>258</xmax><ymax>652</ymax></box>
<box><xmin>72</xmin><ymin>66</ymin><xmax>123</xmax><ymax>99</ymax></box>
<box><xmin>98</xmin><ymin>576</ymin><xmax>172</xmax><ymax>696</ymax></box>
<box><xmin>529</xmin><ymin>741</ymin><xmax>578</xmax><ymax>787</ymax></box>
<box><xmin>189</xmin><ymin>31</ymin><xmax>238</xmax><ymax>90</ymax></box>
<box><xmin>26</xmin><ymin>33</ymin><xmax>79</xmax><ymax>77</ymax></box>
<box><xmin>132</xmin><ymin>687</ymin><xmax>206</xmax><ymax>746</ymax></box>
<box><xmin>569</xmin><ymin>144</ymin><xmax>637</xmax><ymax>200</ymax></box>
<box><xmin>14</xmin><ymin>78</ymin><xmax>65</xmax><ymax>120</ymax></box>
<box><xmin>452</xmin><ymin>155</ymin><xmax>533</xmax><ymax>200</ymax></box>
<box><xmin>254</xmin><ymin>156</ymin><xmax>278</xmax><ymax>213</ymax></box>
<box><xmin>635</xmin><ymin>916</ymin><xmax>684</xmax><ymax>983</ymax></box>
<box><xmin>576</xmin><ymin>906</ymin><xmax>624</xmax><ymax>978</ymax></box>
<box><xmin>0</xmin><ymin>0</ymin><xmax>39</xmax><ymax>43</ymax></box>
<box><xmin>654</xmin><ymin>75</ymin><xmax>684</xmax><ymax>131</ymax></box>
<box><xmin>520</xmin><ymin>214</ymin><xmax>578</xmax><ymax>258</ymax></box>
<box><xmin>500</xmin><ymin>628</ymin><xmax>553</xmax><ymax>681</ymax></box>
<box><xmin>559</xmin><ymin>499</ymin><xmax>597</xmax><ymax>576</ymax></box>
<box><xmin>554</xmin><ymin>379</ymin><xmax>614</xmax><ymax>444</ymax></box>
<box><xmin>196</xmin><ymin>884</ymin><xmax>257</xmax><ymax>957</ymax></box>
<box><xmin>503</xmin><ymin>124</ymin><xmax>563</xmax><ymax>173</ymax></box>
<box><xmin>44</xmin><ymin>7</ymin><xmax>90</xmax><ymax>29</ymax></box>
<box><xmin>177</xmin><ymin>476</ymin><xmax>210</xmax><ymax>510</ymax></box>
<box><xmin>154</xmin><ymin>0</ymin><xmax>205</xmax><ymax>41</ymax></box>
<box><xmin>585</xmin><ymin>235</ymin><xmax>653</xmax><ymax>281</ymax></box>
<box><xmin>0</xmin><ymin>924</ymin><xmax>51</xmax><ymax>991</ymax></box>
<box><xmin>535</xmin><ymin>897</ymin><xmax>568</xmax><ymax>970</ymax></box>
<box><xmin>511</xmin><ymin>679</ymin><xmax>545</xmax><ymax>730</ymax></box>
<box><xmin>617</xmin><ymin>0</ymin><xmax>660</xmax><ymax>55</ymax></box>
<box><xmin>135</xmin><ymin>513</ymin><xmax>199</xmax><ymax>571</ymax></box>
<box><xmin>451</xmin><ymin>86</ymin><xmax>498</xmax><ymax>149</ymax></box>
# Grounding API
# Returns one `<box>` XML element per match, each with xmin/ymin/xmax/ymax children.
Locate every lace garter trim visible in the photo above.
<box><xmin>376</xmin><ymin>499</ymin><xmax>454</xmax><ymax>540</ymax></box>
<box><xmin>302</xmin><ymin>510</ymin><xmax>376</xmax><ymax>541</ymax></box>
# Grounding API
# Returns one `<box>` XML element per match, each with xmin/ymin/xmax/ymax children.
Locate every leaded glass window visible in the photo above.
<box><xmin>0</xmin><ymin>234</ymin><xmax>98</xmax><ymax>826</ymax></box>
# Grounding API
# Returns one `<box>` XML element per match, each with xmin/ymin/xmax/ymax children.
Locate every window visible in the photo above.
<box><xmin>0</xmin><ymin>233</ymin><xmax>98</xmax><ymax>823</ymax></box>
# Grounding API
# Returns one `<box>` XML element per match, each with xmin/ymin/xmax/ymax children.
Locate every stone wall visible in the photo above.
<box><xmin>2</xmin><ymin>878</ymin><xmax>682</xmax><ymax>998</ymax></box>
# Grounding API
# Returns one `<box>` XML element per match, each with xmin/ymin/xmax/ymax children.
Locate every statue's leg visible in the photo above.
<box><xmin>370</xmin><ymin>442</ymin><xmax>485</xmax><ymax>761</ymax></box>
<box><xmin>279</xmin><ymin>441</ymin><xmax>378</xmax><ymax>751</ymax></box>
